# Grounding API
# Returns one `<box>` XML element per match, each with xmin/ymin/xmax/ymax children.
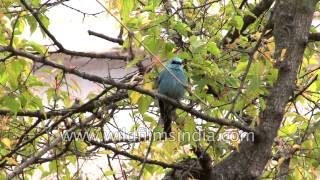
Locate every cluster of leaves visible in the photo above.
<box><xmin>0</xmin><ymin>0</ymin><xmax>319</xmax><ymax>179</ymax></box>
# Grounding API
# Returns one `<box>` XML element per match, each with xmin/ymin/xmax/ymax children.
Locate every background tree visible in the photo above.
<box><xmin>0</xmin><ymin>0</ymin><xmax>320</xmax><ymax>179</ymax></box>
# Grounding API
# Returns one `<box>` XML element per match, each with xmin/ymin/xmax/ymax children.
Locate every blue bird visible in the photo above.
<box><xmin>157</xmin><ymin>57</ymin><xmax>187</xmax><ymax>135</ymax></box>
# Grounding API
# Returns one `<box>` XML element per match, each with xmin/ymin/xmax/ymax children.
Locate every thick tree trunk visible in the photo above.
<box><xmin>164</xmin><ymin>0</ymin><xmax>318</xmax><ymax>179</ymax></box>
<box><xmin>208</xmin><ymin>0</ymin><xmax>317</xmax><ymax>179</ymax></box>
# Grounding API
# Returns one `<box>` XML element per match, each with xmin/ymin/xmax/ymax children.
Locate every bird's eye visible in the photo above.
<box><xmin>171</xmin><ymin>61</ymin><xmax>182</xmax><ymax>65</ymax></box>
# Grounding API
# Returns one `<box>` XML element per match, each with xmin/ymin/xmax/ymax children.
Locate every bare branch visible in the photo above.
<box><xmin>88</xmin><ymin>140</ymin><xmax>202</xmax><ymax>174</ymax></box>
<box><xmin>88</xmin><ymin>30</ymin><xmax>124</xmax><ymax>45</ymax></box>
<box><xmin>20</xmin><ymin>0</ymin><xmax>127</xmax><ymax>60</ymax></box>
<box><xmin>222</xmin><ymin>0</ymin><xmax>274</xmax><ymax>45</ymax></box>
<box><xmin>0</xmin><ymin>45</ymin><xmax>256</xmax><ymax>133</ymax></box>
<box><xmin>0</xmin><ymin>91</ymin><xmax>127</xmax><ymax>119</ymax></box>
<box><xmin>61</xmin><ymin>2</ymin><xmax>104</xmax><ymax>16</ymax></box>
<box><xmin>7</xmin><ymin>114</ymin><xmax>97</xmax><ymax>179</ymax></box>
<box><xmin>289</xmin><ymin>75</ymin><xmax>318</xmax><ymax>102</ymax></box>
<box><xmin>0</xmin><ymin>89</ymin><xmax>127</xmax><ymax>167</ymax></box>
<box><xmin>308</xmin><ymin>32</ymin><xmax>320</xmax><ymax>41</ymax></box>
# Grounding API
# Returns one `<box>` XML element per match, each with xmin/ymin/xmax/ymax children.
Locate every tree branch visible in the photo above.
<box><xmin>222</xmin><ymin>0</ymin><xmax>274</xmax><ymax>45</ymax></box>
<box><xmin>308</xmin><ymin>32</ymin><xmax>320</xmax><ymax>42</ymax></box>
<box><xmin>88</xmin><ymin>140</ymin><xmax>202</xmax><ymax>174</ymax></box>
<box><xmin>0</xmin><ymin>46</ymin><xmax>256</xmax><ymax>134</ymax></box>
<box><xmin>0</xmin><ymin>90</ymin><xmax>127</xmax><ymax>167</ymax></box>
<box><xmin>289</xmin><ymin>74</ymin><xmax>318</xmax><ymax>102</ymax></box>
<box><xmin>275</xmin><ymin>116</ymin><xmax>320</xmax><ymax>179</ymax></box>
<box><xmin>88</xmin><ymin>30</ymin><xmax>124</xmax><ymax>45</ymax></box>
<box><xmin>20</xmin><ymin>0</ymin><xmax>127</xmax><ymax>60</ymax></box>
<box><xmin>0</xmin><ymin>91</ymin><xmax>127</xmax><ymax>119</ymax></box>
<box><xmin>7</xmin><ymin>114</ymin><xmax>97</xmax><ymax>179</ymax></box>
<box><xmin>208</xmin><ymin>1</ymin><xmax>318</xmax><ymax>179</ymax></box>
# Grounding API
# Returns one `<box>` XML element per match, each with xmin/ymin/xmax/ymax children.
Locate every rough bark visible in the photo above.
<box><xmin>164</xmin><ymin>0</ymin><xmax>318</xmax><ymax>179</ymax></box>
<box><xmin>211</xmin><ymin>0</ymin><xmax>317</xmax><ymax>179</ymax></box>
<box><xmin>210</xmin><ymin>1</ymin><xmax>317</xmax><ymax>179</ymax></box>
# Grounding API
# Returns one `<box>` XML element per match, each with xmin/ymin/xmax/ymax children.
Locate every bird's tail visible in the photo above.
<box><xmin>159</xmin><ymin>100</ymin><xmax>176</xmax><ymax>136</ymax></box>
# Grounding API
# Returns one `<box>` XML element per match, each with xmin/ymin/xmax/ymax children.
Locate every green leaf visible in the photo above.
<box><xmin>247</xmin><ymin>75</ymin><xmax>261</xmax><ymax>94</ymax></box>
<box><xmin>184</xmin><ymin>117</ymin><xmax>196</xmax><ymax>133</ymax></box>
<box><xmin>301</xmin><ymin>139</ymin><xmax>313</xmax><ymax>150</ymax></box>
<box><xmin>190</xmin><ymin>35</ymin><xmax>203</xmax><ymax>50</ymax></box>
<box><xmin>49</xmin><ymin>161</ymin><xmax>57</xmax><ymax>172</ymax></box>
<box><xmin>31</xmin><ymin>0</ymin><xmax>41</xmax><ymax>6</ymax></box>
<box><xmin>0</xmin><ymin>147</ymin><xmax>9</xmax><ymax>156</ymax></box>
<box><xmin>207</xmin><ymin>42</ymin><xmax>220</xmax><ymax>56</ymax></box>
<box><xmin>138</xmin><ymin>95</ymin><xmax>153</xmax><ymax>114</ymax></box>
<box><xmin>19</xmin><ymin>91</ymin><xmax>29</xmax><ymax>108</ymax></box>
<box><xmin>39</xmin><ymin>14</ymin><xmax>50</xmax><ymax>28</ymax></box>
<box><xmin>143</xmin><ymin>114</ymin><xmax>156</xmax><ymax>126</ymax></box>
<box><xmin>225</xmin><ymin>76</ymin><xmax>239</xmax><ymax>87</ymax></box>
<box><xmin>66</xmin><ymin>156</ymin><xmax>76</xmax><ymax>165</ymax></box>
<box><xmin>1</xmin><ymin>96</ymin><xmax>21</xmax><ymax>114</ymax></box>
<box><xmin>145</xmin><ymin>164</ymin><xmax>156</xmax><ymax>174</ymax></box>
<box><xmin>1</xmin><ymin>138</ymin><xmax>11</xmax><ymax>149</ymax></box>
<box><xmin>27</xmin><ymin>41</ymin><xmax>46</xmax><ymax>54</ymax></box>
<box><xmin>14</xmin><ymin>19</ymin><xmax>25</xmax><ymax>35</ymax></box>
<box><xmin>0</xmin><ymin>72</ymin><xmax>9</xmax><ymax>84</ymax></box>
<box><xmin>30</xmin><ymin>95</ymin><xmax>44</xmax><ymax>110</ymax></box>
<box><xmin>161</xmin><ymin>42</ymin><xmax>175</xmax><ymax>57</ymax></box>
<box><xmin>41</xmin><ymin>171</ymin><xmax>50</xmax><ymax>178</ymax></box>
<box><xmin>233</xmin><ymin>15</ymin><xmax>244</xmax><ymax>31</ymax></box>
<box><xmin>46</xmin><ymin>88</ymin><xmax>55</xmax><ymax>103</ymax></box>
<box><xmin>182</xmin><ymin>116</ymin><xmax>196</xmax><ymax>146</ymax></box>
<box><xmin>293</xmin><ymin>167</ymin><xmax>303</xmax><ymax>180</ymax></box>
<box><xmin>143</xmin><ymin>35</ymin><xmax>161</xmax><ymax>54</ymax></box>
<box><xmin>234</xmin><ymin>96</ymin><xmax>245</xmax><ymax>112</ymax></box>
<box><xmin>121</xmin><ymin>0</ymin><xmax>134</xmax><ymax>22</ymax></box>
<box><xmin>279</xmin><ymin>124</ymin><xmax>298</xmax><ymax>137</ymax></box>
<box><xmin>129</xmin><ymin>90</ymin><xmax>142</xmax><ymax>104</ymax></box>
<box><xmin>26</xmin><ymin>75</ymin><xmax>47</xmax><ymax>87</ymax></box>
<box><xmin>103</xmin><ymin>170</ymin><xmax>115</xmax><ymax>176</ymax></box>
<box><xmin>126</xmin><ymin>56</ymin><xmax>144</xmax><ymax>68</ymax></box>
<box><xmin>174</xmin><ymin>22</ymin><xmax>189</xmax><ymax>37</ymax></box>
<box><xmin>150</xmin><ymin>0</ymin><xmax>161</xmax><ymax>8</ymax></box>
<box><xmin>71</xmin><ymin>141</ymin><xmax>87</xmax><ymax>152</ymax></box>
<box><xmin>38</xmin><ymin>14</ymin><xmax>50</xmax><ymax>37</ymax></box>
<box><xmin>25</xmin><ymin>16</ymin><xmax>38</xmax><ymax>34</ymax></box>
<box><xmin>143</xmin><ymin>5</ymin><xmax>154</xmax><ymax>11</ymax></box>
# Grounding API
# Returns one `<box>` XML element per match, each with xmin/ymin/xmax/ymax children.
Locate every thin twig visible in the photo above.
<box><xmin>88</xmin><ymin>30</ymin><xmax>124</xmax><ymax>45</ymax></box>
<box><xmin>95</xmin><ymin>0</ymin><xmax>210</xmax><ymax>108</ymax></box>
<box><xmin>137</xmin><ymin>130</ymin><xmax>155</xmax><ymax>179</ymax></box>
<box><xmin>0</xmin><ymin>45</ymin><xmax>256</xmax><ymax>133</ymax></box>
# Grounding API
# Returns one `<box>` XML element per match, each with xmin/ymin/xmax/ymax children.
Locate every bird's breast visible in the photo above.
<box><xmin>158</xmin><ymin>70</ymin><xmax>186</xmax><ymax>99</ymax></box>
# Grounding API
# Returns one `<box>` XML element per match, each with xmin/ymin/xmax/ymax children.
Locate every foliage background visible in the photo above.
<box><xmin>0</xmin><ymin>0</ymin><xmax>320</xmax><ymax>179</ymax></box>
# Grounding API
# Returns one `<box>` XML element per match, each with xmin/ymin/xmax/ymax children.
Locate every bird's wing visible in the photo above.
<box><xmin>182</xmin><ymin>71</ymin><xmax>188</xmax><ymax>83</ymax></box>
<box><xmin>157</xmin><ymin>69</ymin><xmax>166</xmax><ymax>87</ymax></box>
